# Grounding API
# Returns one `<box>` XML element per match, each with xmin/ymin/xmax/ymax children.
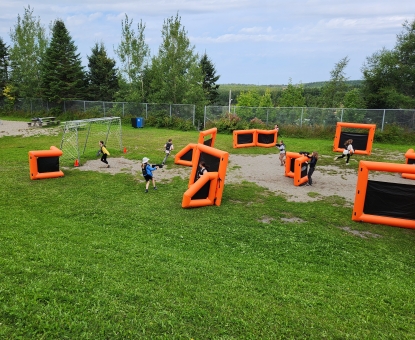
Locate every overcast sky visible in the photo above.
<box><xmin>1</xmin><ymin>1</ymin><xmax>415</xmax><ymax>85</ymax></box>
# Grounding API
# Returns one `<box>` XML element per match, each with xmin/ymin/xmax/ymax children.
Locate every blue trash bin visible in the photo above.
<box><xmin>131</xmin><ymin>117</ymin><xmax>144</xmax><ymax>128</ymax></box>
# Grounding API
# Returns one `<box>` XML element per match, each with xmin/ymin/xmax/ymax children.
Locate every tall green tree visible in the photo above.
<box><xmin>236</xmin><ymin>90</ymin><xmax>261</xmax><ymax>107</ymax></box>
<box><xmin>362</xmin><ymin>19</ymin><xmax>415</xmax><ymax>109</ymax></box>
<box><xmin>9</xmin><ymin>6</ymin><xmax>48</xmax><ymax>98</ymax></box>
<box><xmin>148</xmin><ymin>13</ymin><xmax>204</xmax><ymax>106</ymax></box>
<box><xmin>40</xmin><ymin>20</ymin><xmax>86</xmax><ymax>102</ymax></box>
<box><xmin>200</xmin><ymin>52</ymin><xmax>220</xmax><ymax>105</ymax></box>
<box><xmin>114</xmin><ymin>14</ymin><xmax>149</xmax><ymax>102</ymax></box>
<box><xmin>278</xmin><ymin>79</ymin><xmax>305</xmax><ymax>107</ymax></box>
<box><xmin>320</xmin><ymin>56</ymin><xmax>350</xmax><ymax>108</ymax></box>
<box><xmin>87</xmin><ymin>42</ymin><xmax>119</xmax><ymax>101</ymax></box>
<box><xmin>0</xmin><ymin>37</ymin><xmax>9</xmax><ymax>99</ymax></box>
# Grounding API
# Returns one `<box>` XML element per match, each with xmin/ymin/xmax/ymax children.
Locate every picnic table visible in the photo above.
<box><xmin>29</xmin><ymin>117</ymin><xmax>60</xmax><ymax>127</ymax></box>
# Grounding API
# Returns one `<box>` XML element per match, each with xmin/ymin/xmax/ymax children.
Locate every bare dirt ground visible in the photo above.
<box><xmin>2</xmin><ymin>120</ymin><xmax>411</xmax><ymax>204</ymax></box>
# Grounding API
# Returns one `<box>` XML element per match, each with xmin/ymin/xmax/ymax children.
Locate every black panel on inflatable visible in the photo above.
<box><xmin>364</xmin><ymin>180</ymin><xmax>415</xmax><ymax>220</ymax></box>
<box><xmin>257</xmin><ymin>133</ymin><xmax>274</xmax><ymax>144</ymax></box>
<box><xmin>338</xmin><ymin>132</ymin><xmax>368</xmax><ymax>151</ymax></box>
<box><xmin>192</xmin><ymin>180</ymin><xmax>211</xmax><ymax>200</ymax></box>
<box><xmin>237</xmin><ymin>133</ymin><xmax>253</xmax><ymax>144</ymax></box>
<box><xmin>193</xmin><ymin>152</ymin><xmax>221</xmax><ymax>183</ymax></box>
<box><xmin>290</xmin><ymin>158</ymin><xmax>295</xmax><ymax>172</ymax></box>
<box><xmin>37</xmin><ymin>156</ymin><xmax>59</xmax><ymax>173</ymax></box>
<box><xmin>203</xmin><ymin>138</ymin><xmax>213</xmax><ymax>146</ymax></box>
<box><xmin>181</xmin><ymin>149</ymin><xmax>193</xmax><ymax>161</ymax></box>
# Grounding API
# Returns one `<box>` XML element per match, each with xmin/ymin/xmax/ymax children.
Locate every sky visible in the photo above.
<box><xmin>1</xmin><ymin>0</ymin><xmax>415</xmax><ymax>85</ymax></box>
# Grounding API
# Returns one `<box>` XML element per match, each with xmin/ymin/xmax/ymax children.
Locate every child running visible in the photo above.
<box><xmin>334</xmin><ymin>139</ymin><xmax>354</xmax><ymax>165</ymax></box>
<box><xmin>142</xmin><ymin>157</ymin><xmax>158</xmax><ymax>193</ymax></box>
<box><xmin>162</xmin><ymin>139</ymin><xmax>174</xmax><ymax>165</ymax></box>
<box><xmin>98</xmin><ymin>141</ymin><xmax>110</xmax><ymax>168</ymax></box>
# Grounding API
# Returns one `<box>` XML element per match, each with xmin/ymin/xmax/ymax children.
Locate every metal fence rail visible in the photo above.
<box><xmin>204</xmin><ymin>106</ymin><xmax>415</xmax><ymax>132</ymax></box>
<box><xmin>1</xmin><ymin>99</ymin><xmax>196</xmax><ymax>126</ymax></box>
<box><xmin>2</xmin><ymin>98</ymin><xmax>415</xmax><ymax>131</ymax></box>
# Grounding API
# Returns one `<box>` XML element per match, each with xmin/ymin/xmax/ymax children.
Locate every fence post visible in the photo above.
<box><xmin>341</xmin><ymin>109</ymin><xmax>344</xmax><ymax>122</ymax></box>
<box><xmin>193</xmin><ymin>104</ymin><xmax>195</xmax><ymax>127</ymax></box>
<box><xmin>300</xmin><ymin>107</ymin><xmax>303</xmax><ymax>127</ymax></box>
<box><xmin>170</xmin><ymin>104</ymin><xmax>172</xmax><ymax>118</ymax></box>
<box><xmin>103</xmin><ymin>102</ymin><xmax>105</xmax><ymax>117</ymax></box>
<box><xmin>381</xmin><ymin>109</ymin><xmax>386</xmax><ymax>132</ymax></box>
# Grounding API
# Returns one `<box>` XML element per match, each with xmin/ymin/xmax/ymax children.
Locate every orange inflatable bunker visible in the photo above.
<box><xmin>175</xmin><ymin>128</ymin><xmax>219</xmax><ymax>166</ymax></box>
<box><xmin>198</xmin><ymin>127</ymin><xmax>217</xmax><ymax>148</ymax></box>
<box><xmin>284</xmin><ymin>152</ymin><xmax>308</xmax><ymax>186</ymax></box>
<box><xmin>352</xmin><ymin>161</ymin><xmax>415</xmax><ymax>229</ymax></box>
<box><xmin>182</xmin><ymin>143</ymin><xmax>229</xmax><ymax>208</ymax></box>
<box><xmin>333</xmin><ymin>122</ymin><xmax>376</xmax><ymax>155</ymax></box>
<box><xmin>402</xmin><ymin>148</ymin><xmax>415</xmax><ymax>180</ymax></box>
<box><xmin>256</xmin><ymin>129</ymin><xmax>277</xmax><ymax>148</ymax></box>
<box><xmin>233</xmin><ymin>129</ymin><xmax>277</xmax><ymax>148</ymax></box>
<box><xmin>175</xmin><ymin>143</ymin><xmax>196</xmax><ymax>167</ymax></box>
<box><xmin>233</xmin><ymin>129</ymin><xmax>257</xmax><ymax>148</ymax></box>
<box><xmin>29</xmin><ymin>146</ymin><xmax>64</xmax><ymax>180</ymax></box>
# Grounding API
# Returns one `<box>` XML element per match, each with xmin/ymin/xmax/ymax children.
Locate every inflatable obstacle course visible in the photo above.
<box><xmin>182</xmin><ymin>143</ymin><xmax>229</xmax><ymax>208</ymax></box>
<box><xmin>198</xmin><ymin>127</ymin><xmax>217</xmax><ymax>147</ymax></box>
<box><xmin>284</xmin><ymin>152</ymin><xmax>309</xmax><ymax>186</ymax></box>
<box><xmin>233</xmin><ymin>129</ymin><xmax>277</xmax><ymax>148</ymax></box>
<box><xmin>402</xmin><ymin>149</ymin><xmax>415</xmax><ymax>180</ymax></box>
<box><xmin>352</xmin><ymin>161</ymin><xmax>415</xmax><ymax>229</ymax></box>
<box><xmin>29</xmin><ymin>146</ymin><xmax>64</xmax><ymax>180</ymax></box>
<box><xmin>333</xmin><ymin>122</ymin><xmax>376</xmax><ymax>155</ymax></box>
<box><xmin>175</xmin><ymin>128</ymin><xmax>218</xmax><ymax>166</ymax></box>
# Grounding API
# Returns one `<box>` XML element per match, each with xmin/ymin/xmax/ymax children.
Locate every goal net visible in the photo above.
<box><xmin>60</xmin><ymin>117</ymin><xmax>122</xmax><ymax>161</ymax></box>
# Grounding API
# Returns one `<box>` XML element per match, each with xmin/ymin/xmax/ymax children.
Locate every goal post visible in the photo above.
<box><xmin>60</xmin><ymin>117</ymin><xmax>122</xmax><ymax>161</ymax></box>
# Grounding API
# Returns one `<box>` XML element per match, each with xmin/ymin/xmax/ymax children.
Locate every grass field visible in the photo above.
<box><xmin>1</xmin><ymin>122</ymin><xmax>415</xmax><ymax>339</ymax></box>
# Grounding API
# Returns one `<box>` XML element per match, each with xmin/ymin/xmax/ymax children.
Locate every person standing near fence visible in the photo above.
<box><xmin>162</xmin><ymin>139</ymin><xmax>174</xmax><ymax>165</ymax></box>
<box><xmin>334</xmin><ymin>139</ymin><xmax>354</xmax><ymax>165</ymax></box>
<box><xmin>98</xmin><ymin>141</ymin><xmax>110</xmax><ymax>168</ymax></box>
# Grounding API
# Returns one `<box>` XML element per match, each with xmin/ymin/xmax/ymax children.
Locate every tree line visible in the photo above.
<box><xmin>1</xmin><ymin>7</ymin><xmax>415</xmax><ymax>117</ymax></box>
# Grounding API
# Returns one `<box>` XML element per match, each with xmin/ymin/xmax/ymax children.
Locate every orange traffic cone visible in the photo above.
<box><xmin>123</xmin><ymin>147</ymin><xmax>127</xmax><ymax>153</ymax></box>
<box><xmin>74</xmin><ymin>159</ymin><xmax>79</xmax><ymax>167</ymax></box>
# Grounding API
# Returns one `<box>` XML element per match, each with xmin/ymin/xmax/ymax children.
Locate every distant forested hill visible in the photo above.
<box><xmin>216</xmin><ymin>81</ymin><xmax>363</xmax><ymax>106</ymax></box>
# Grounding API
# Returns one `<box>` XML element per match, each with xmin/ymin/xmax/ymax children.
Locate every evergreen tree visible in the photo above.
<box><xmin>148</xmin><ymin>13</ymin><xmax>204</xmax><ymax>105</ymax></box>
<box><xmin>9</xmin><ymin>6</ymin><xmax>48</xmax><ymax>98</ymax></box>
<box><xmin>199</xmin><ymin>52</ymin><xmax>220</xmax><ymax>105</ymax></box>
<box><xmin>87</xmin><ymin>42</ymin><xmax>119</xmax><ymax>101</ymax></box>
<box><xmin>0</xmin><ymin>37</ymin><xmax>9</xmax><ymax>98</ymax></box>
<box><xmin>41</xmin><ymin>20</ymin><xmax>86</xmax><ymax>102</ymax></box>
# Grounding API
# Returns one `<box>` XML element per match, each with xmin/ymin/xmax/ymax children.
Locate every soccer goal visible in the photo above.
<box><xmin>60</xmin><ymin>117</ymin><xmax>122</xmax><ymax>161</ymax></box>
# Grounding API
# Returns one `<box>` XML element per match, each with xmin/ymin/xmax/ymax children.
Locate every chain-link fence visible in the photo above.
<box><xmin>3</xmin><ymin>98</ymin><xmax>415</xmax><ymax>132</ymax></box>
<box><xmin>204</xmin><ymin>106</ymin><xmax>415</xmax><ymax>132</ymax></box>
<box><xmin>2</xmin><ymin>98</ymin><xmax>196</xmax><ymax>126</ymax></box>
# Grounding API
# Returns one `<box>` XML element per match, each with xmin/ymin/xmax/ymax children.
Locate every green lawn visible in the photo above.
<box><xmin>1</xmin><ymin>123</ymin><xmax>414</xmax><ymax>339</ymax></box>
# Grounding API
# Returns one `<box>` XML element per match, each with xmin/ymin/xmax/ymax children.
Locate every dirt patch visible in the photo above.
<box><xmin>0</xmin><ymin>119</ymin><xmax>61</xmax><ymax>138</ymax></box>
<box><xmin>338</xmin><ymin>226</ymin><xmax>382</xmax><ymax>239</ymax></box>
